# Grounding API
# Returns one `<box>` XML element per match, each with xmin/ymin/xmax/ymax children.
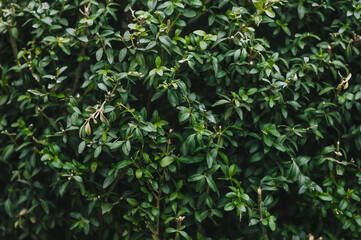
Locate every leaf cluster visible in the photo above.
<box><xmin>1</xmin><ymin>0</ymin><xmax>361</xmax><ymax>239</ymax></box>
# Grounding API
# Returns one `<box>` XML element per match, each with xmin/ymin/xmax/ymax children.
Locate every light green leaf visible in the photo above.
<box><xmin>188</xmin><ymin>174</ymin><xmax>204</xmax><ymax>182</ymax></box>
<box><xmin>265</xmin><ymin>9</ymin><xmax>275</xmax><ymax>18</ymax></box>
<box><xmin>96</xmin><ymin>48</ymin><xmax>103</xmax><ymax>61</ymax></box>
<box><xmin>155</xmin><ymin>56</ymin><xmax>161</xmax><ymax>68</ymax></box>
<box><xmin>229</xmin><ymin>164</ymin><xmax>237</xmax><ymax>177</ymax></box>
<box><xmin>94</xmin><ymin>146</ymin><xmax>102</xmax><ymax>158</ymax></box>
<box><xmin>118</xmin><ymin>48</ymin><xmax>127</xmax><ymax>62</ymax></box>
<box><xmin>212</xmin><ymin>99</ymin><xmax>229</xmax><ymax>107</ymax></box>
<box><xmin>194</xmin><ymin>30</ymin><xmax>206</xmax><ymax>37</ymax></box>
<box><xmin>318</xmin><ymin>193</ymin><xmax>333</xmax><ymax>201</ymax></box>
<box><xmin>98</xmin><ymin>83</ymin><xmax>108</xmax><ymax>91</ymax></box>
<box><xmin>136</xmin><ymin>169</ymin><xmax>143</xmax><ymax>179</ymax></box>
<box><xmin>252</xmin><ymin>0</ymin><xmax>263</xmax><ymax>10</ymax></box>
<box><xmin>160</xmin><ymin>156</ymin><xmax>174</xmax><ymax>167</ymax></box>
<box><xmin>78</xmin><ymin>141</ymin><xmax>86</xmax><ymax>154</ymax></box>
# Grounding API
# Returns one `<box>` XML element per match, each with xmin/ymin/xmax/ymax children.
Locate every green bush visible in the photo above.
<box><xmin>1</xmin><ymin>0</ymin><xmax>361</xmax><ymax>239</ymax></box>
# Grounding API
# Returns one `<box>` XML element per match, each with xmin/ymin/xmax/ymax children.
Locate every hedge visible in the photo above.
<box><xmin>1</xmin><ymin>0</ymin><xmax>361</xmax><ymax>239</ymax></box>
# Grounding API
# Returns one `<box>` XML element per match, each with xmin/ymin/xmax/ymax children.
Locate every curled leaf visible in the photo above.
<box><xmin>85</xmin><ymin>122</ymin><xmax>91</xmax><ymax>135</ymax></box>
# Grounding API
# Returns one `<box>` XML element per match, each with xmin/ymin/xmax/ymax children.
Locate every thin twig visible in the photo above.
<box><xmin>257</xmin><ymin>187</ymin><xmax>269</xmax><ymax>240</ymax></box>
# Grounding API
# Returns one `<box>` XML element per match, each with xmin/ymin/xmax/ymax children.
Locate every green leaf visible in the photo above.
<box><xmin>250</xmin><ymin>152</ymin><xmax>264</xmax><ymax>163</ymax></box>
<box><xmin>179</xmin><ymin>231</ymin><xmax>189</xmax><ymax>239</ymax></box>
<box><xmin>212</xmin><ymin>99</ymin><xmax>229</xmax><ymax>107</ymax></box>
<box><xmin>318</xmin><ymin>193</ymin><xmax>333</xmax><ymax>201</ymax></box>
<box><xmin>96</xmin><ymin>48</ymin><xmax>103</xmax><ymax>61</ymax></box>
<box><xmin>5</xmin><ymin>199</ymin><xmax>12</xmax><ymax>217</ymax></box>
<box><xmin>118</xmin><ymin>48</ymin><xmax>127</xmax><ymax>62</ymax></box>
<box><xmin>182</xmin><ymin>9</ymin><xmax>196</xmax><ymax>18</ymax></box>
<box><xmin>159</xmin><ymin>35</ymin><xmax>173</xmax><ymax>47</ymax></box>
<box><xmin>179</xmin><ymin>112</ymin><xmax>190</xmax><ymax>122</ymax></box>
<box><xmin>43</xmin><ymin>36</ymin><xmax>57</xmax><ymax>42</ymax></box>
<box><xmin>59</xmin><ymin>182</ymin><xmax>69</xmax><ymax>197</ymax></box>
<box><xmin>151</xmin><ymin>89</ymin><xmax>166</xmax><ymax>102</ymax></box>
<box><xmin>200</xmin><ymin>41</ymin><xmax>207</xmax><ymax>51</ymax></box>
<box><xmin>106</xmin><ymin>48</ymin><xmax>114</xmax><ymax>64</ymax></box>
<box><xmin>289</xmin><ymin>161</ymin><xmax>300</xmax><ymax>179</ymax></box>
<box><xmin>194</xmin><ymin>30</ymin><xmax>206</xmax><ymax>37</ymax></box>
<box><xmin>178</xmin><ymin>155</ymin><xmax>203</xmax><ymax>164</ymax></box>
<box><xmin>234</xmin><ymin>107</ymin><xmax>243</xmax><ymax>120</ymax></box>
<box><xmin>94</xmin><ymin>146</ymin><xmax>102</xmax><ymax>158</ymax></box>
<box><xmin>91</xmin><ymin>161</ymin><xmax>97</xmax><ymax>173</ymax></box>
<box><xmin>249</xmin><ymin>218</ymin><xmax>260</xmax><ymax>226</ymax></box>
<box><xmin>28</xmin><ymin>89</ymin><xmax>41</xmax><ymax>95</ymax></box>
<box><xmin>78</xmin><ymin>36</ymin><xmax>88</xmax><ymax>42</ymax></box>
<box><xmin>147</xmin><ymin>0</ymin><xmax>157</xmax><ymax>10</ymax></box>
<box><xmin>167</xmin><ymin>90</ymin><xmax>178</xmax><ymax>107</ymax></box>
<box><xmin>98</xmin><ymin>83</ymin><xmax>108</xmax><ymax>92</ymax></box>
<box><xmin>117</xmin><ymin>160</ymin><xmax>131</xmax><ymax>169</ymax></box>
<box><xmin>188</xmin><ymin>174</ymin><xmax>204</xmax><ymax>182</ymax></box>
<box><xmin>78</xmin><ymin>141</ymin><xmax>86</xmax><ymax>154</ymax></box>
<box><xmin>101</xmin><ymin>203</ymin><xmax>113</xmax><ymax>214</ymax></box>
<box><xmin>136</xmin><ymin>53</ymin><xmax>145</xmax><ymax>68</ymax></box>
<box><xmin>229</xmin><ymin>164</ymin><xmax>237</xmax><ymax>177</ymax></box>
<box><xmin>42</xmin><ymin>16</ymin><xmax>52</xmax><ymax>25</ymax></box>
<box><xmin>160</xmin><ymin>156</ymin><xmax>174</xmax><ymax>167</ymax></box>
<box><xmin>298</xmin><ymin>5</ymin><xmax>305</xmax><ymax>19</ymax></box>
<box><xmin>252</xmin><ymin>0</ymin><xmax>263</xmax><ymax>10</ymax></box>
<box><xmin>166</xmin><ymin>228</ymin><xmax>177</xmax><ymax>233</ymax></box>
<box><xmin>263</xmin><ymin>134</ymin><xmax>273</xmax><ymax>147</ymax></box>
<box><xmin>103</xmin><ymin>173</ymin><xmax>116</xmax><ymax>189</ymax></box>
<box><xmin>41</xmin><ymin>153</ymin><xmax>53</xmax><ymax>161</ymax></box>
<box><xmin>241</xmin><ymin>48</ymin><xmax>247</xmax><ymax>61</ymax></box>
<box><xmin>165</xmin><ymin>4</ymin><xmax>174</xmax><ymax>15</ymax></box>
<box><xmin>126</xmin><ymin>198</ymin><xmax>138</xmax><ymax>207</ymax></box>
<box><xmin>73</xmin><ymin>175</ymin><xmax>83</xmax><ymax>183</ymax></box>
<box><xmin>319</xmin><ymin>87</ymin><xmax>334</xmax><ymax>95</ymax></box>
<box><xmin>111</xmin><ymin>141</ymin><xmax>123</xmax><ymax>150</ymax></box>
<box><xmin>206</xmin><ymin>148</ymin><xmax>218</xmax><ymax>168</ymax></box>
<box><xmin>206</xmin><ymin>177</ymin><xmax>218</xmax><ymax>192</ymax></box>
<box><xmin>265</xmin><ymin>9</ymin><xmax>275</xmax><ymax>18</ymax></box>
<box><xmin>247</xmin><ymin>88</ymin><xmax>257</xmax><ymax>95</ymax></box>
<box><xmin>355</xmin><ymin>215</ymin><xmax>361</xmax><ymax>226</ymax></box>
<box><xmin>269</xmin><ymin>219</ymin><xmax>276</xmax><ymax>231</ymax></box>
<box><xmin>136</xmin><ymin>169</ymin><xmax>143</xmax><ymax>179</ymax></box>
<box><xmin>2</xmin><ymin>145</ymin><xmax>14</xmax><ymax>160</ymax></box>
<box><xmin>122</xmin><ymin>140</ymin><xmax>131</xmax><ymax>155</ymax></box>
<box><xmin>155</xmin><ymin>56</ymin><xmax>161</xmax><ymax>68</ymax></box>
<box><xmin>350</xmin><ymin>193</ymin><xmax>360</xmax><ymax>202</ymax></box>
<box><xmin>287</xmin><ymin>101</ymin><xmax>301</xmax><ymax>108</ymax></box>
<box><xmin>40</xmin><ymin>199</ymin><xmax>49</xmax><ymax>214</ymax></box>
<box><xmin>0</xmin><ymin>95</ymin><xmax>8</xmax><ymax>105</ymax></box>
<box><xmin>145</xmin><ymin>41</ymin><xmax>157</xmax><ymax>51</ymax></box>
<box><xmin>11</xmin><ymin>27</ymin><xmax>18</xmax><ymax>39</ymax></box>
<box><xmin>332</xmin><ymin>60</ymin><xmax>346</xmax><ymax>70</ymax></box>
<box><xmin>268</xmin><ymin>125</ymin><xmax>281</xmax><ymax>137</ymax></box>
<box><xmin>339</xmin><ymin>199</ymin><xmax>348</xmax><ymax>210</ymax></box>
<box><xmin>224</xmin><ymin>202</ymin><xmax>235</xmax><ymax>211</ymax></box>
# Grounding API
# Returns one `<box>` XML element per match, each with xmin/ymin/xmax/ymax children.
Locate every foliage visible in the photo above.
<box><xmin>1</xmin><ymin>0</ymin><xmax>361</xmax><ymax>239</ymax></box>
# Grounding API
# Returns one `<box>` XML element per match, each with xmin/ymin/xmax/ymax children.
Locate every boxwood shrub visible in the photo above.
<box><xmin>1</xmin><ymin>0</ymin><xmax>361</xmax><ymax>239</ymax></box>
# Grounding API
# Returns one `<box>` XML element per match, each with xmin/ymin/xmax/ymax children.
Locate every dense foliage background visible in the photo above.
<box><xmin>1</xmin><ymin>0</ymin><xmax>361</xmax><ymax>239</ymax></box>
